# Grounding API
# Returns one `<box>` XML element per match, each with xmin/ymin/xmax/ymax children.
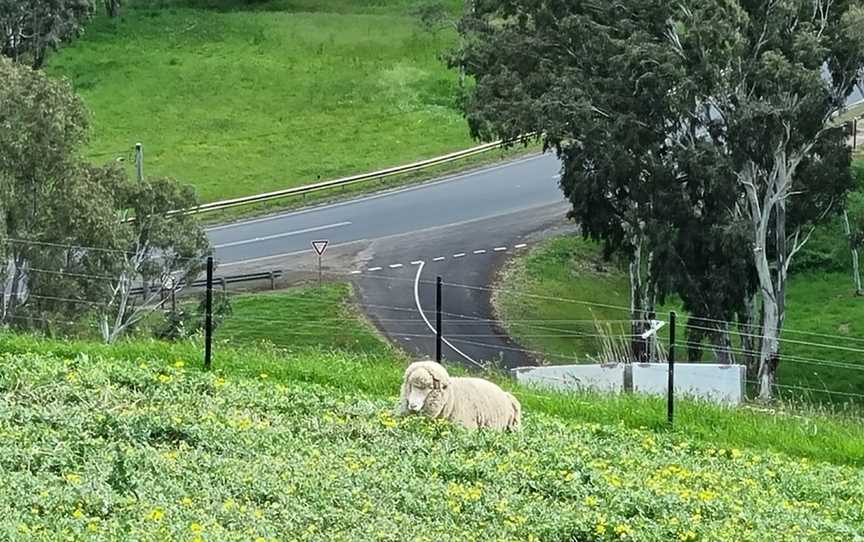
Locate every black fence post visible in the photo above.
<box><xmin>436</xmin><ymin>276</ymin><xmax>442</xmax><ymax>363</ymax></box>
<box><xmin>204</xmin><ymin>256</ymin><xmax>214</xmax><ymax>371</ymax></box>
<box><xmin>668</xmin><ymin>311</ymin><xmax>677</xmax><ymax>426</ymax></box>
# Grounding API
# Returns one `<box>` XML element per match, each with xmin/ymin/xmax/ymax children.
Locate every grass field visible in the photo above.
<box><xmin>0</xmin><ymin>338</ymin><xmax>862</xmax><ymax>540</ymax></box>
<box><xmin>47</xmin><ymin>0</ymin><xmax>473</xmax><ymax>203</ymax></box>
<box><xmin>496</xmin><ymin>237</ymin><xmax>864</xmax><ymax>404</ymax></box>
<box><xmin>218</xmin><ymin>284</ymin><xmax>395</xmax><ymax>357</ymax></box>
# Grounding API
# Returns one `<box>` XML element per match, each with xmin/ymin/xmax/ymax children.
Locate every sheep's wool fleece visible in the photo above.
<box><xmin>400</xmin><ymin>361</ymin><xmax>521</xmax><ymax>431</ymax></box>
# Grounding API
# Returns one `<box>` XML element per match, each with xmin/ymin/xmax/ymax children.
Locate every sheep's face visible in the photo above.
<box><xmin>403</xmin><ymin>364</ymin><xmax>449</xmax><ymax>414</ymax></box>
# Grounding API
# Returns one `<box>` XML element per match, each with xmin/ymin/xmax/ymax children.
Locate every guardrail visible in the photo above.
<box><xmin>171</xmin><ymin>135</ymin><xmax>533</xmax><ymax>217</ymax></box>
<box><xmin>131</xmin><ymin>269</ymin><xmax>284</xmax><ymax>296</ymax></box>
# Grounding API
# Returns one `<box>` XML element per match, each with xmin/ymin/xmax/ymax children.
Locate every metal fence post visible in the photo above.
<box><xmin>204</xmin><ymin>257</ymin><xmax>213</xmax><ymax>371</ymax></box>
<box><xmin>668</xmin><ymin>311</ymin><xmax>677</xmax><ymax>426</ymax></box>
<box><xmin>436</xmin><ymin>276</ymin><xmax>442</xmax><ymax>363</ymax></box>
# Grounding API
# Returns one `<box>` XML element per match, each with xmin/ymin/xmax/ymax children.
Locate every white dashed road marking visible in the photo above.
<box><xmin>355</xmin><ymin>242</ymin><xmax>530</xmax><ymax>275</ymax></box>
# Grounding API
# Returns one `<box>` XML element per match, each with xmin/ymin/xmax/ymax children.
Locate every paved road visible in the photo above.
<box><xmin>206</xmin><ymin>152</ymin><xmax>567</xmax><ymax>368</ymax></box>
<box><xmin>208</xmin><ymin>153</ymin><xmax>562</xmax><ymax>265</ymax></box>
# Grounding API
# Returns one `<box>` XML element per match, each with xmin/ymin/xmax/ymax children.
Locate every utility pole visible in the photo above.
<box><xmin>135</xmin><ymin>143</ymin><xmax>144</xmax><ymax>182</ymax></box>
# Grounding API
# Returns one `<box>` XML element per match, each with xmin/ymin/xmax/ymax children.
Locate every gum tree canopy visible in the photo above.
<box><xmin>454</xmin><ymin>0</ymin><xmax>864</xmax><ymax>399</ymax></box>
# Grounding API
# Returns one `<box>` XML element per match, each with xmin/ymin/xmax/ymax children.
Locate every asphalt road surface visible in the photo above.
<box><xmin>206</xmin><ymin>152</ymin><xmax>568</xmax><ymax>368</ymax></box>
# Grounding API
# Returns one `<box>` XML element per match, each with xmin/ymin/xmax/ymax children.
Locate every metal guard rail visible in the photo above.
<box><xmin>172</xmin><ymin>135</ymin><xmax>534</xmax><ymax>216</ymax></box>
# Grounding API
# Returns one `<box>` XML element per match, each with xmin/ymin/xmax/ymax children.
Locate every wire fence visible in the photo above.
<box><xmin>2</xmin><ymin>241</ymin><xmax>863</xmax><ymax>412</ymax></box>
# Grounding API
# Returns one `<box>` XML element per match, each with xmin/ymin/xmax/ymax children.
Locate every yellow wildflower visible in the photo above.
<box><xmin>174</xmin><ymin>360</ymin><xmax>186</xmax><ymax>368</ymax></box>
<box><xmin>158</xmin><ymin>374</ymin><xmax>172</xmax><ymax>384</ymax></box>
<box><xmin>64</xmin><ymin>473</ymin><xmax>81</xmax><ymax>485</ymax></box>
<box><xmin>146</xmin><ymin>508</ymin><xmax>164</xmax><ymax>522</ymax></box>
<box><xmin>190</xmin><ymin>523</ymin><xmax>203</xmax><ymax>534</ymax></box>
<box><xmin>72</xmin><ymin>509</ymin><xmax>84</xmax><ymax>519</ymax></box>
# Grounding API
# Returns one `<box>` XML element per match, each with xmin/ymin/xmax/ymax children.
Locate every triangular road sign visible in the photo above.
<box><xmin>311</xmin><ymin>240</ymin><xmax>329</xmax><ymax>256</ymax></box>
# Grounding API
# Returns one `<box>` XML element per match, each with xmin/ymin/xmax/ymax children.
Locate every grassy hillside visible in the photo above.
<box><xmin>496</xmin><ymin>237</ymin><xmax>864</xmax><ymax>404</ymax></box>
<box><xmin>47</xmin><ymin>0</ymin><xmax>472</xmax><ymax>202</ymax></box>
<box><xmin>218</xmin><ymin>284</ymin><xmax>393</xmax><ymax>356</ymax></box>
<box><xmin>0</xmin><ymin>342</ymin><xmax>862</xmax><ymax>540</ymax></box>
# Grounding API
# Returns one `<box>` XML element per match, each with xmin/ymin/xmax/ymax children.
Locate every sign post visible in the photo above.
<box><xmin>311</xmin><ymin>240</ymin><xmax>329</xmax><ymax>288</ymax></box>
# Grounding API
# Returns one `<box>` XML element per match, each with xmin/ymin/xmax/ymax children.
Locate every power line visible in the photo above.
<box><xmin>2</xmin><ymin>237</ymin><xmax>204</xmax><ymax>262</ymax></box>
<box><xmin>745</xmin><ymin>380</ymin><xmax>864</xmax><ymax>400</ymax></box>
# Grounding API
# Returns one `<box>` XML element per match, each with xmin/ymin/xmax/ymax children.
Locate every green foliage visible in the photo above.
<box><xmin>0</xmin><ymin>56</ymin><xmax>210</xmax><ymax>342</ymax></box>
<box><xmin>453</xmin><ymin>0</ymin><xmax>864</xmax><ymax>397</ymax></box>
<box><xmin>0</xmin><ymin>348</ymin><xmax>862</xmax><ymax>540</ymax></box>
<box><xmin>46</xmin><ymin>1</ymin><xmax>472</xmax><ymax>203</ymax></box>
<box><xmin>497</xmin><ymin>237</ymin><xmax>864</xmax><ymax>404</ymax></box>
<box><xmin>0</xmin><ymin>0</ymin><xmax>94</xmax><ymax>68</ymax></box>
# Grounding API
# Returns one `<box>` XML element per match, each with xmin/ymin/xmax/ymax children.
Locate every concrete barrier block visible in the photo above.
<box><xmin>632</xmin><ymin>363</ymin><xmax>747</xmax><ymax>405</ymax></box>
<box><xmin>511</xmin><ymin>364</ymin><xmax>626</xmax><ymax>394</ymax></box>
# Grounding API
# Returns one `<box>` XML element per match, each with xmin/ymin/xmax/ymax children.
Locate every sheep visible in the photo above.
<box><xmin>397</xmin><ymin>360</ymin><xmax>521</xmax><ymax>431</ymax></box>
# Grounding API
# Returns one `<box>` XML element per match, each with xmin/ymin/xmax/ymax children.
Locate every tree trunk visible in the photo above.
<box><xmin>712</xmin><ymin>323</ymin><xmax>735</xmax><ymax>365</ymax></box>
<box><xmin>686</xmin><ymin>321</ymin><xmax>706</xmax><ymax>362</ymax></box>
<box><xmin>5</xmin><ymin>253</ymin><xmax>28</xmax><ymax>323</ymax></box>
<box><xmin>740</xmin><ymin>294</ymin><xmax>760</xmax><ymax>373</ymax></box>
<box><xmin>776</xmin><ymin>199</ymin><xmax>787</xmax><ymax>329</ymax></box>
<box><xmin>628</xmin><ymin>237</ymin><xmax>648</xmax><ymax>363</ymax></box>
<box><xmin>842</xmin><ymin>210</ymin><xmax>863</xmax><ymax>296</ymax></box>
<box><xmin>105</xmin><ymin>0</ymin><xmax>121</xmax><ymax>18</ymax></box>
<box><xmin>757</xmin><ymin>291</ymin><xmax>780</xmax><ymax>401</ymax></box>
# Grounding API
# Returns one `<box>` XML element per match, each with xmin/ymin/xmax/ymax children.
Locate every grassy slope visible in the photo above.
<box><xmin>48</xmin><ymin>1</ymin><xmax>472</xmax><ymax>202</ymax></box>
<box><xmin>218</xmin><ymin>284</ymin><xmax>394</xmax><ymax>357</ymax></box>
<box><xmin>0</xmin><ymin>344</ymin><xmax>862</xmax><ymax>540</ymax></box>
<box><xmin>496</xmin><ymin>237</ymin><xmax>864</xmax><ymax>403</ymax></box>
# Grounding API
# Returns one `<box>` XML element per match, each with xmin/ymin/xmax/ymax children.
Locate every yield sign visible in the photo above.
<box><xmin>311</xmin><ymin>240</ymin><xmax>329</xmax><ymax>256</ymax></box>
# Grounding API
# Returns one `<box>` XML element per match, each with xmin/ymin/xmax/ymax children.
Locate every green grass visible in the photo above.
<box><xmin>218</xmin><ymin>284</ymin><xmax>395</xmax><ymax>357</ymax></box>
<box><xmin>1</xmin><ymin>332</ymin><xmax>863</xmax><ymax>467</ymax></box>
<box><xmin>47</xmin><ymin>0</ymin><xmax>473</xmax><ymax>203</ymax></box>
<box><xmin>496</xmin><ymin>236</ymin><xmax>864</xmax><ymax>404</ymax></box>
<box><xmin>0</xmin><ymin>340</ymin><xmax>862</xmax><ymax>540</ymax></box>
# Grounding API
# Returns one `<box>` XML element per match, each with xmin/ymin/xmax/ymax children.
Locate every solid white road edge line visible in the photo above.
<box><xmin>205</xmin><ymin>153</ymin><xmax>549</xmax><ymax>232</ymax></box>
<box><xmin>413</xmin><ymin>261</ymin><xmax>483</xmax><ymax>369</ymax></box>
<box><xmin>213</xmin><ymin>222</ymin><xmax>351</xmax><ymax>249</ymax></box>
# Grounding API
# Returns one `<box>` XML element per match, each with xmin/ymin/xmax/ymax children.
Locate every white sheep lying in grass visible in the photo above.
<box><xmin>397</xmin><ymin>361</ymin><xmax>521</xmax><ymax>431</ymax></box>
